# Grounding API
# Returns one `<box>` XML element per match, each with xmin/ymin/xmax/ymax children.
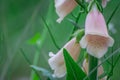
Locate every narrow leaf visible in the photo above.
<box><xmin>63</xmin><ymin>49</ymin><xmax>88</xmax><ymax>80</ymax></box>
<box><xmin>20</xmin><ymin>49</ymin><xmax>41</xmax><ymax>80</ymax></box>
<box><xmin>42</xmin><ymin>17</ymin><xmax>60</xmax><ymax>49</ymax></box>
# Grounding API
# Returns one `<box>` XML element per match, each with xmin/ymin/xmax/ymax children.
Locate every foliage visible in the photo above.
<box><xmin>1</xmin><ymin>0</ymin><xmax>120</xmax><ymax>80</ymax></box>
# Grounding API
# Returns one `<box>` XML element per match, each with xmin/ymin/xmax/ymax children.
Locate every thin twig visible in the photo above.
<box><xmin>113</xmin><ymin>54</ymin><xmax>120</xmax><ymax>67</ymax></box>
<box><xmin>42</xmin><ymin>17</ymin><xmax>60</xmax><ymax>50</ymax></box>
<box><xmin>107</xmin><ymin>1</ymin><xmax>120</xmax><ymax>25</ymax></box>
<box><xmin>75</xmin><ymin>0</ymin><xmax>87</xmax><ymax>12</ymax></box>
<box><xmin>20</xmin><ymin>48</ymin><xmax>41</xmax><ymax>79</ymax></box>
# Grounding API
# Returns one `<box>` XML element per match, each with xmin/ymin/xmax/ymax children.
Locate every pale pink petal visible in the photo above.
<box><xmin>80</xmin><ymin>36</ymin><xmax>87</xmax><ymax>48</ymax></box>
<box><xmin>48</xmin><ymin>38</ymin><xmax>80</xmax><ymax>77</ymax></box>
<box><xmin>80</xmin><ymin>5</ymin><xmax>114</xmax><ymax>58</ymax></box>
<box><xmin>53</xmin><ymin>65</ymin><xmax>66</xmax><ymax>78</ymax></box>
<box><xmin>86</xmin><ymin>35</ymin><xmax>109</xmax><ymax>58</ymax></box>
<box><xmin>85</xmin><ymin>5</ymin><xmax>109</xmax><ymax>37</ymax></box>
<box><xmin>107</xmin><ymin>36</ymin><xmax>114</xmax><ymax>47</ymax></box>
<box><xmin>87</xmin><ymin>43</ymin><xmax>108</xmax><ymax>58</ymax></box>
<box><xmin>49</xmin><ymin>52</ymin><xmax>55</xmax><ymax>57</ymax></box>
<box><xmin>55</xmin><ymin>0</ymin><xmax>77</xmax><ymax>23</ymax></box>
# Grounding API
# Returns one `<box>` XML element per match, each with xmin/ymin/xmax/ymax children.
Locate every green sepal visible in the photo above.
<box><xmin>87</xmin><ymin>0</ymin><xmax>103</xmax><ymax>13</ymax></box>
<box><xmin>75</xmin><ymin>29</ymin><xmax>84</xmax><ymax>43</ymax></box>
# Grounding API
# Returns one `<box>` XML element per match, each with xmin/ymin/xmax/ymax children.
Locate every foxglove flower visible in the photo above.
<box><xmin>55</xmin><ymin>0</ymin><xmax>77</xmax><ymax>23</ymax></box>
<box><xmin>48</xmin><ymin>38</ymin><xmax>80</xmax><ymax>77</ymax></box>
<box><xmin>80</xmin><ymin>5</ymin><xmax>114</xmax><ymax>58</ymax></box>
<box><xmin>82</xmin><ymin>59</ymin><xmax>107</xmax><ymax>80</ymax></box>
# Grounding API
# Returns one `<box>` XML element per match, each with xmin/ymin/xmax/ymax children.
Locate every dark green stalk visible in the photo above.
<box><xmin>72</xmin><ymin>12</ymin><xmax>81</xmax><ymax>34</ymax></box>
<box><xmin>42</xmin><ymin>17</ymin><xmax>60</xmax><ymax>50</ymax></box>
<box><xmin>88</xmin><ymin>55</ymin><xmax>98</xmax><ymax>80</ymax></box>
<box><xmin>113</xmin><ymin>54</ymin><xmax>120</xmax><ymax>67</ymax></box>
<box><xmin>20</xmin><ymin>48</ymin><xmax>41</xmax><ymax>80</ymax></box>
<box><xmin>30</xmin><ymin>29</ymin><xmax>47</xmax><ymax>80</ymax></box>
<box><xmin>75</xmin><ymin>0</ymin><xmax>87</xmax><ymax>12</ymax></box>
<box><xmin>107</xmin><ymin>1</ymin><xmax>120</xmax><ymax>25</ymax></box>
<box><xmin>84</xmin><ymin>47</ymin><xmax>120</xmax><ymax>80</ymax></box>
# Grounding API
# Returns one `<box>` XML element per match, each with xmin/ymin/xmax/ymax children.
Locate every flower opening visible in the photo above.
<box><xmin>80</xmin><ymin>5</ymin><xmax>114</xmax><ymax>58</ymax></box>
<box><xmin>48</xmin><ymin>38</ymin><xmax>80</xmax><ymax>77</ymax></box>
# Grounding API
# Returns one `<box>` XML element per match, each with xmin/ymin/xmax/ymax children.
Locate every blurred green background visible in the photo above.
<box><xmin>0</xmin><ymin>0</ymin><xmax>120</xmax><ymax>80</ymax></box>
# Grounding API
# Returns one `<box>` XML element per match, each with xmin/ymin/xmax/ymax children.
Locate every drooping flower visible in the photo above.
<box><xmin>82</xmin><ymin>59</ymin><xmax>107</xmax><ymax>80</ymax></box>
<box><xmin>55</xmin><ymin>0</ymin><xmax>77</xmax><ymax>23</ymax></box>
<box><xmin>80</xmin><ymin>5</ymin><xmax>114</xmax><ymax>58</ymax></box>
<box><xmin>48</xmin><ymin>38</ymin><xmax>80</xmax><ymax>77</ymax></box>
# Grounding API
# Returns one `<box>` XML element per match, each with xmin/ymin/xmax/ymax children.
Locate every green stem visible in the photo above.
<box><xmin>30</xmin><ymin>29</ymin><xmax>47</xmax><ymax>80</ymax></box>
<box><xmin>88</xmin><ymin>55</ymin><xmax>98</xmax><ymax>80</ymax></box>
<box><xmin>42</xmin><ymin>17</ymin><xmax>60</xmax><ymax>50</ymax></box>
<box><xmin>107</xmin><ymin>1</ymin><xmax>120</xmax><ymax>25</ymax></box>
<box><xmin>84</xmin><ymin>48</ymin><xmax>120</xmax><ymax>80</ymax></box>
<box><xmin>20</xmin><ymin>49</ymin><xmax>41</xmax><ymax>80</ymax></box>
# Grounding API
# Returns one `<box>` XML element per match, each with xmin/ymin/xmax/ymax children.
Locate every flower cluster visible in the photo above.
<box><xmin>55</xmin><ymin>0</ymin><xmax>110</xmax><ymax>23</ymax></box>
<box><xmin>48</xmin><ymin>0</ymin><xmax>114</xmax><ymax>78</ymax></box>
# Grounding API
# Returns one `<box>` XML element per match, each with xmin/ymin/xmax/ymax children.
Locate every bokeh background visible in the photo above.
<box><xmin>0</xmin><ymin>0</ymin><xmax>120</xmax><ymax>80</ymax></box>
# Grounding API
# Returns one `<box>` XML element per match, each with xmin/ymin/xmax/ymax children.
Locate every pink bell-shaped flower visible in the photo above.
<box><xmin>55</xmin><ymin>0</ymin><xmax>77</xmax><ymax>23</ymax></box>
<box><xmin>48</xmin><ymin>38</ymin><xmax>80</xmax><ymax>77</ymax></box>
<box><xmin>80</xmin><ymin>5</ymin><xmax>114</xmax><ymax>58</ymax></box>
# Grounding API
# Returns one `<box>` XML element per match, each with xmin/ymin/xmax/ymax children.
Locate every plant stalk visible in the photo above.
<box><xmin>30</xmin><ymin>29</ymin><xmax>47</xmax><ymax>80</ymax></box>
<box><xmin>88</xmin><ymin>55</ymin><xmax>98</xmax><ymax>80</ymax></box>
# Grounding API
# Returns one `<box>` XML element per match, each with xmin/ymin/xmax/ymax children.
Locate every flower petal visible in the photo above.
<box><xmin>87</xmin><ymin>44</ymin><xmax>108</xmax><ymax>58</ymax></box>
<box><xmin>86</xmin><ymin>35</ymin><xmax>109</xmax><ymax>58</ymax></box>
<box><xmin>81</xmin><ymin>4</ymin><xmax>114</xmax><ymax>58</ymax></box>
<box><xmin>80</xmin><ymin>36</ymin><xmax>87</xmax><ymax>48</ymax></box>
<box><xmin>55</xmin><ymin>0</ymin><xmax>77</xmax><ymax>23</ymax></box>
<box><xmin>53</xmin><ymin>64</ymin><xmax>66</xmax><ymax>78</ymax></box>
<box><xmin>85</xmin><ymin>6</ymin><xmax>109</xmax><ymax>37</ymax></box>
<box><xmin>107</xmin><ymin>36</ymin><xmax>114</xmax><ymax>47</ymax></box>
<box><xmin>48</xmin><ymin>38</ymin><xmax>80</xmax><ymax>77</ymax></box>
<box><xmin>49</xmin><ymin>52</ymin><xmax>55</xmax><ymax>57</ymax></box>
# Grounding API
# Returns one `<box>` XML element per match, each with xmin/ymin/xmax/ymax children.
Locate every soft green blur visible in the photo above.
<box><xmin>0</xmin><ymin>0</ymin><xmax>120</xmax><ymax>80</ymax></box>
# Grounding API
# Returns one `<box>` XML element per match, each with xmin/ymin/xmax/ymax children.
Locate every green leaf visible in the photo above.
<box><xmin>42</xmin><ymin>17</ymin><xmax>60</xmax><ymax>50</ymax></box>
<box><xmin>27</xmin><ymin>33</ymin><xmax>41</xmax><ymax>45</ymax></box>
<box><xmin>63</xmin><ymin>49</ymin><xmax>88</xmax><ymax>80</ymax></box>
<box><xmin>76</xmin><ymin>29</ymin><xmax>84</xmax><ymax>43</ymax></box>
<box><xmin>32</xmin><ymin>74</ymin><xmax>40</xmax><ymax>80</ymax></box>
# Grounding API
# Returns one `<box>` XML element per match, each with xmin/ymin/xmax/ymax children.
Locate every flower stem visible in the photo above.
<box><xmin>88</xmin><ymin>55</ymin><xmax>98</xmax><ymax>80</ymax></box>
